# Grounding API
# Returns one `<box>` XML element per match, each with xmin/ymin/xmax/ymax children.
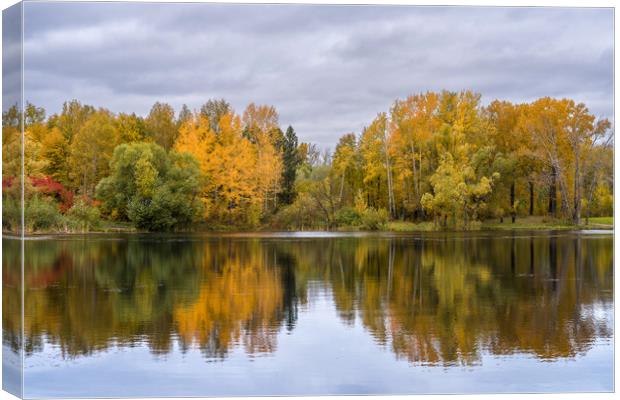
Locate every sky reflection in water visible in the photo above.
<box><xmin>2</xmin><ymin>231</ymin><xmax>613</xmax><ymax>397</ymax></box>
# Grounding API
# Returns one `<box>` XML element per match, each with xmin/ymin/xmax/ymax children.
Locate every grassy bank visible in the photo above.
<box><xmin>587</xmin><ymin>216</ymin><xmax>614</xmax><ymax>225</ymax></box>
<box><xmin>384</xmin><ymin>216</ymin><xmax>613</xmax><ymax>232</ymax></box>
<box><xmin>481</xmin><ymin>216</ymin><xmax>612</xmax><ymax>231</ymax></box>
<box><xmin>12</xmin><ymin>216</ymin><xmax>613</xmax><ymax>235</ymax></box>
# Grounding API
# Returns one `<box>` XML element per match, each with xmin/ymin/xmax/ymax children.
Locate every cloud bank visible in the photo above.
<box><xmin>22</xmin><ymin>3</ymin><xmax>613</xmax><ymax>148</ymax></box>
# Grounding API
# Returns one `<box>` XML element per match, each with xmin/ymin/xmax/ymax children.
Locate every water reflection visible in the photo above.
<box><xmin>4</xmin><ymin>232</ymin><xmax>613</xmax><ymax>368</ymax></box>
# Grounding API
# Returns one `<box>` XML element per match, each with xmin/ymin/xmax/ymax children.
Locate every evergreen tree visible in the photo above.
<box><xmin>278</xmin><ymin>125</ymin><xmax>300</xmax><ymax>205</ymax></box>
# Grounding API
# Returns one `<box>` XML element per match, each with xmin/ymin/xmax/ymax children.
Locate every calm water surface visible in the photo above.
<box><xmin>3</xmin><ymin>231</ymin><xmax>614</xmax><ymax>397</ymax></box>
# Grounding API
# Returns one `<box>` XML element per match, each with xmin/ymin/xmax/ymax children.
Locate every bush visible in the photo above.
<box><xmin>2</xmin><ymin>194</ymin><xmax>21</xmax><ymax>233</ymax></box>
<box><xmin>25</xmin><ymin>196</ymin><xmax>62</xmax><ymax>232</ymax></box>
<box><xmin>272</xmin><ymin>192</ymin><xmax>324</xmax><ymax>230</ymax></box>
<box><xmin>335</xmin><ymin>207</ymin><xmax>361</xmax><ymax>227</ymax></box>
<box><xmin>96</xmin><ymin>143</ymin><xmax>203</xmax><ymax>231</ymax></box>
<box><xmin>65</xmin><ymin>198</ymin><xmax>100</xmax><ymax>232</ymax></box>
<box><xmin>360</xmin><ymin>207</ymin><xmax>388</xmax><ymax>230</ymax></box>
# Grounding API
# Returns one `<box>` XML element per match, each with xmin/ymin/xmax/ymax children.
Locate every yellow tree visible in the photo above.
<box><xmin>242</xmin><ymin>103</ymin><xmax>279</xmax><ymax>143</ymax></box>
<box><xmin>41</xmin><ymin>127</ymin><xmax>70</xmax><ymax>185</ymax></box>
<box><xmin>175</xmin><ymin>114</ymin><xmax>217</xmax><ymax>175</ymax></box>
<box><xmin>562</xmin><ymin>100</ymin><xmax>611</xmax><ymax>224</ymax></box>
<box><xmin>68</xmin><ymin>109</ymin><xmax>120</xmax><ymax>197</ymax></box>
<box><xmin>212</xmin><ymin>113</ymin><xmax>262</xmax><ymax>224</ymax></box>
<box><xmin>242</xmin><ymin>103</ymin><xmax>283</xmax><ymax>212</ymax></box>
<box><xmin>23</xmin><ymin>122</ymin><xmax>48</xmax><ymax>178</ymax></box>
<box><xmin>518</xmin><ymin>98</ymin><xmax>572</xmax><ymax>218</ymax></box>
<box><xmin>485</xmin><ymin>100</ymin><xmax>532</xmax><ymax>220</ymax></box>
<box><xmin>389</xmin><ymin>92</ymin><xmax>440</xmax><ymax>215</ymax></box>
<box><xmin>360</xmin><ymin>113</ymin><xmax>395</xmax><ymax>217</ymax></box>
<box><xmin>421</xmin><ymin>154</ymin><xmax>497</xmax><ymax>228</ymax></box>
<box><xmin>332</xmin><ymin>133</ymin><xmax>361</xmax><ymax>206</ymax></box>
<box><xmin>175</xmin><ymin>112</ymin><xmax>263</xmax><ymax>226</ymax></box>
<box><xmin>115</xmin><ymin>112</ymin><xmax>146</xmax><ymax>143</ymax></box>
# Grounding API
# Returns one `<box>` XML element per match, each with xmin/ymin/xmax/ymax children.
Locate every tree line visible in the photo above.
<box><xmin>2</xmin><ymin>90</ymin><xmax>613</xmax><ymax>232</ymax></box>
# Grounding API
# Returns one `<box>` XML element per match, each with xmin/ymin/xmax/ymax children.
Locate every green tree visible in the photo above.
<box><xmin>278</xmin><ymin>126</ymin><xmax>301</xmax><ymax>205</ymax></box>
<box><xmin>96</xmin><ymin>142</ymin><xmax>203</xmax><ymax>231</ymax></box>
<box><xmin>421</xmin><ymin>154</ymin><xmax>497</xmax><ymax>228</ymax></box>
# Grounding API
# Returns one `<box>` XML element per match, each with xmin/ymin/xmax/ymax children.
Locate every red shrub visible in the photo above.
<box><xmin>29</xmin><ymin>176</ymin><xmax>75</xmax><ymax>212</ymax></box>
<box><xmin>2</xmin><ymin>176</ymin><xmax>14</xmax><ymax>190</ymax></box>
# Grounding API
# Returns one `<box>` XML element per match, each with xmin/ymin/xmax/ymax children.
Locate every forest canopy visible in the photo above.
<box><xmin>2</xmin><ymin>91</ymin><xmax>613</xmax><ymax>232</ymax></box>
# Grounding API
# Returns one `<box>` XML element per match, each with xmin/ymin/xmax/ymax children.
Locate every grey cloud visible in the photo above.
<box><xmin>20</xmin><ymin>3</ymin><xmax>613</xmax><ymax>148</ymax></box>
<box><xmin>3</xmin><ymin>3</ymin><xmax>22</xmax><ymax>111</ymax></box>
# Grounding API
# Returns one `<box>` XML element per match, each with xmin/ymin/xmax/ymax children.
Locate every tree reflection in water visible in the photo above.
<box><xmin>3</xmin><ymin>232</ymin><xmax>612</xmax><ymax>366</ymax></box>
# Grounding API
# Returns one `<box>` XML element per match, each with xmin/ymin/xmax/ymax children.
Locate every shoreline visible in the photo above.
<box><xmin>4</xmin><ymin>224</ymin><xmax>613</xmax><ymax>238</ymax></box>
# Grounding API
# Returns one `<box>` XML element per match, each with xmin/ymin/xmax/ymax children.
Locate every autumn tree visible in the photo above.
<box><xmin>116</xmin><ymin>112</ymin><xmax>146</xmax><ymax>143</ymax></box>
<box><xmin>50</xmin><ymin>100</ymin><xmax>95</xmax><ymax>143</ymax></box>
<box><xmin>145</xmin><ymin>102</ymin><xmax>177</xmax><ymax>151</ymax></box>
<box><xmin>389</xmin><ymin>92</ymin><xmax>439</xmax><ymax>215</ymax></box>
<box><xmin>360</xmin><ymin>113</ymin><xmax>395</xmax><ymax>217</ymax></box>
<box><xmin>242</xmin><ymin>103</ymin><xmax>279</xmax><ymax>143</ymax></box>
<box><xmin>582</xmin><ymin>134</ymin><xmax>614</xmax><ymax>222</ymax></box>
<box><xmin>485</xmin><ymin>100</ymin><xmax>531</xmax><ymax>221</ymax></box>
<box><xmin>332</xmin><ymin>133</ymin><xmax>362</xmax><ymax>206</ymax></box>
<box><xmin>68</xmin><ymin>109</ymin><xmax>120</xmax><ymax>197</ymax></box>
<box><xmin>421</xmin><ymin>154</ymin><xmax>497</xmax><ymax>228</ymax></box>
<box><xmin>44</xmin><ymin>100</ymin><xmax>95</xmax><ymax>187</ymax></box>
<box><xmin>41</xmin><ymin>127</ymin><xmax>69</xmax><ymax>184</ymax></box>
<box><xmin>241</xmin><ymin>103</ymin><xmax>283</xmax><ymax>212</ymax></box>
<box><xmin>25</xmin><ymin>102</ymin><xmax>45</xmax><ymax>127</ymax></box>
<box><xmin>175</xmin><ymin>112</ymin><xmax>267</xmax><ymax>226</ymax></box>
<box><xmin>562</xmin><ymin>100</ymin><xmax>611</xmax><ymax>224</ymax></box>
<box><xmin>177</xmin><ymin>104</ymin><xmax>192</xmax><ymax>128</ymax></box>
<box><xmin>200</xmin><ymin>99</ymin><xmax>231</xmax><ymax>134</ymax></box>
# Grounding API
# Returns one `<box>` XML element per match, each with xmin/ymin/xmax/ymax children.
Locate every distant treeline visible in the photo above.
<box><xmin>1</xmin><ymin>91</ymin><xmax>613</xmax><ymax>232</ymax></box>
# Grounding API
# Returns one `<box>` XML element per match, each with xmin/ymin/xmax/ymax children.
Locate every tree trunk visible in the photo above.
<box><xmin>418</xmin><ymin>148</ymin><xmax>422</xmax><ymax>195</ymax></box>
<box><xmin>410</xmin><ymin>141</ymin><xmax>417</xmax><ymax>198</ymax></box>
<box><xmin>338</xmin><ymin>171</ymin><xmax>345</xmax><ymax>205</ymax></box>
<box><xmin>548</xmin><ymin>166</ymin><xmax>557</xmax><ymax>216</ymax></box>
<box><xmin>384</xmin><ymin>139</ymin><xmax>395</xmax><ymax>218</ymax></box>
<box><xmin>401</xmin><ymin>178</ymin><xmax>407</xmax><ymax>219</ymax></box>
<box><xmin>573</xmin><ymin>150</ymin><xmax>581</xmax><ymax>225</ymax></box>
<box><xmin>386</xmin><ymin>164</ymin><xmax>395</xmax><ymax>218</ymax></box>
<box><xmin>558</xmin><ymin>172</ymin><xmax>571</xmax><ymax>218</ymax></box>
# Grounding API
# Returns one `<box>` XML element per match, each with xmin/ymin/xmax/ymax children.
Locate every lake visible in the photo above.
<box><xmin>2</xmin><ymin>231</ymin><xmax>614</xmax><ymax>397</ymax></box>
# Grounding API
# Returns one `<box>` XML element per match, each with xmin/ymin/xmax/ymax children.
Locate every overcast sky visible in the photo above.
<box><xmin>20</xmin><ymin>3</ymin><xmax>614</xmax><ymax>148</ymax></box>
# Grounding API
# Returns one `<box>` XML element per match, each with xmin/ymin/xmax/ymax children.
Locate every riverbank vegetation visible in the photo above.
<box><xmin>2</xmin><ymin>91</ymin><xmax>613</xmax><ymax>233</ymax></box>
